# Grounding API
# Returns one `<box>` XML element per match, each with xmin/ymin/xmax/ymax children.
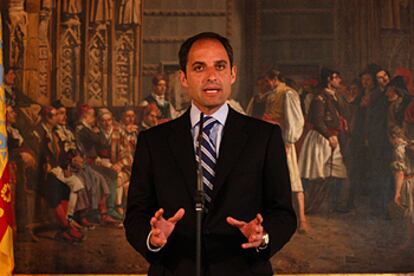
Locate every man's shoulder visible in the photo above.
<box><xmin>75</xmin><ymin>122</ymin><xmax>87</xmax><ymax>131</ymax></box>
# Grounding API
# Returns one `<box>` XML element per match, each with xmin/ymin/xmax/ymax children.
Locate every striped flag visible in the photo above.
<box><xmin>0</xmin><ymin>13</ymin><xmax>15</xmax><ymax>276</ymax></box>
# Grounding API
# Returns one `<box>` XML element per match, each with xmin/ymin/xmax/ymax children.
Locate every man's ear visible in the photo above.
<box><xmin>179</xmin><ymin>70</ymin><xmax>188</xmax><ymax>88</ymax></box>
<box><xmin>231</xmin><ymin>65</ymin><xmax>237</xmax><ymax>84</ymax></box>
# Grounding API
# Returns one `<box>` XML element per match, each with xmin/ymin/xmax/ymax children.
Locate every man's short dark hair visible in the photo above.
<box><xmin>376</xmin><ymin>68</ymin><xmax>391</xmax><ymax>79</ymax></box>
<box><xmin>152</xmin><ymin>73</ymin><xmax>167</xmax><ymax>86</ymax></box>
<box><xmin>51</xmin><ymin>100</ymin><xmax>64</xmax><ymax>109</ymax></box>
<box><xmin>320</xmin><ymin>67</ymin><xmax>340</xmax><ymax>88</ymax></box>
<box><xmin>178</xmin><ymin>32</ymin><xmax>234</xmax><ymax>74</ymax></box>
<box><xmin>264</xmin><ymin>69</ymin><xmax>286</xmax><ymax>83</ymax></box>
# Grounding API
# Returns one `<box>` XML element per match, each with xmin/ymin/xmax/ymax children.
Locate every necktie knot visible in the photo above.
<box><xmin>201</xmin><ymin>116</ymin><xmax>217</xmax><ymax>136</ymax></box>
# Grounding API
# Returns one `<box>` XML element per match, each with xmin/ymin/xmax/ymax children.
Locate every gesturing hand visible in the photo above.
<box><xmin>149</xmin><ymin>208</ymin><xmax>185</xmax><ymax>248</ymax></box>
<box><xmin>227</xmin><ymin>213</ymin><xmax>266</xmax><ymax>249</ymax></box>
<box><xmin>394</xmin><ymin>192</ymin><xmax>402</xmax><ymax>207</ymax></box>
<box><xmin>328</xmin><ymin>135</ymin><xmax>338</xmax><ymax>149</ymax></box>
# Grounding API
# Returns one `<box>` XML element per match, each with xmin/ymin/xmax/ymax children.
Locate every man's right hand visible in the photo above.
<box><xmin>328</xmin><ymin>135</ymin><xmax>338</xmax><ymax>149</ymax></box>
<box><xmin>149</xmin><ymin>208</ymin><xmax>185</xmax><ymax>248</ymax></box>
<box><xmin>394</xmin><ymin>192</ymin><xmax>402</xmax><ymax>207</ymax></box>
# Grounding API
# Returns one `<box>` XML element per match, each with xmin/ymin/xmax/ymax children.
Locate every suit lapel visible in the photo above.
<box><xmin>168</xmin><ymin>109</ymin><xmax>198</xmax><ymax>203</ymax></box>
<box><xmin>211</xmin><ymin>108</ymin><xmax>248</xmax><ymax>204</ymax></box>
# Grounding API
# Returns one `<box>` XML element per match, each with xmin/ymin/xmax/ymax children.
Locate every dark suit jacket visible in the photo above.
<box><xmin>124</xmin><ymin>107</ymin><xmax>296</xmax><ymax>276</ymax></box>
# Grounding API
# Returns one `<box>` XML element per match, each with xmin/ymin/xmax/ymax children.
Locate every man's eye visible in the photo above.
<box><xmin>194</xmin><ymin>65</ymin><xmax>204</xmax><ymax>72</ymax></box>
<box><xmin>216</xmin><ymin>64</ymin><xmax>226</xmax><ymax>70</ymax></box>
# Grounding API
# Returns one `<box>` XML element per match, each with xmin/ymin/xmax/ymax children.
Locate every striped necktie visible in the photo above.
<box><xmin>197</xmin><ymin>116</ymin><xmax>218</xmax><ymax>211</ymax></box>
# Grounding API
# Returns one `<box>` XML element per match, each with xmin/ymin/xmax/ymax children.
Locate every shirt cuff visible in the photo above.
<box><xmin>146</xmin><ymin>230</ymin><xmax>164</xmax><ymax>252</ymax></box>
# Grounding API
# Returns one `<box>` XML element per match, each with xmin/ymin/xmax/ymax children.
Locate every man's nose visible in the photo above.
<box><xmin>206</xmin><ymin>67</ymin><xmax>218</xmax><ymax>81</ymax></box>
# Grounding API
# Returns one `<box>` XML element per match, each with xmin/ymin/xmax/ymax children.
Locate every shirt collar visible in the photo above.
<box><xmin>152</xmin><ymin>93</ymin><xmax>165</xmax><ymax>101</ymax></box>
<box><xmin>81</xmin><ymin>119</ymin><xmax>93</xmax><ymax>130</ymax></box>
<box><xmin>190</xmin><ymin>102</ymin><xmax>228</xmax><ymax>128</ymax></box>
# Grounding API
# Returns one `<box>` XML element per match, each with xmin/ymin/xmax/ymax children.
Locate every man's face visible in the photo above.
<box><xmin>72</xmin><ymin>155</ymin><xmax>84</xmax><ymax>168</ymax></box>
<box><xmin>100</xmin><ymin>113</ymin><xmax>113</xmax><ymax>131</ymax></box>
<box><xmin>179</xmin><ymin>38</ymin><xmax>236</xmax><ymax>114</ymax></box>
<box><xmin>47</xmin><ymin>109</ymin><xmax>58</xmax><ymax>127</ymax></box>
<box><xmin>154</xmin><ymin>80</ymin><xmax>167</xmax><ymax>96</ymax></box>
<box><xmin>329</xmin><ymin>73</ymin><xmax>342</xmax><ymax>89</ymax></box>
<box><xmin>144</xmin><ymin>110</ymin><xmax>158</xmax><ymax>127</ymax></box>
<box><xmin>6</xmin><ymin>106</ymin><xmax>17</xmax><ymax>124</ymax></box>
<box><xmin>5</xmin><ymin>71</ymin><xmax>15</xmax><ymax>85</ymax></box>
<box><xmin>56</xmin><ymin>107</ymin><xmax>67</xmax><ymax>125</ymax></box>
<box><xmin>361</xmin><ymin>74</ymin><xmax>374</xmax><ymax>89</ymax></box>
<box><xmin>350</xmin><ymin>84</ymin><xmax>360</xmax><ymax>97</ymax></box>
<box><xmin>376</xmin><ymin>70</ymin><xmax>390</xmax><ymax>89</ymax></box>
<box><xmin>84</xmin><ymin>109</ymin><xmax>96</xmax><ymax>126</ymax></box>
<box><xmin>265</xmin><ymin>78</ymin><xmax>278</xmax><ymax>91</ymax></box>
<box><xmin>122</xmin><ymin>110</ymin><xmax>136</xmax><ymax>126</ymax></box>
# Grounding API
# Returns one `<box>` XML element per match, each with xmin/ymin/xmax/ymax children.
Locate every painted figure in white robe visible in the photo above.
<box><xmin>299</xmin><ymin>68</ymin><xmax>348</xmax><ymax>213</ymax></box>
<box><xmin>262</xmin><ymin>69</ymin><xmax>308</xmax><ymax>233</ymax></box>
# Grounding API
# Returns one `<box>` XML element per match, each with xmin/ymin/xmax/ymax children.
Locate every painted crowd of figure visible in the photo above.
<box><xmin>6</xmin><ymin>72</ymin><xmax>173</xmax><ymax>243</ymax></box>
<box><xmin>5</xmin><ymin>64</ymin><xmax>414</xmax><ymax>250</ymax></box>
<box><xmin>247</xmin><ymin>65</ymin><xmax>414</xmax><ymax>251</ymax></box>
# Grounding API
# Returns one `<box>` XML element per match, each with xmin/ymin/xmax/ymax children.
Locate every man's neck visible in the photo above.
<box><xmin>44</xmin><ymin>122</ymin><xmax>54</xmax><ymax>130</ymax></box>
<box><xmin>327</xmin><ymin>84</ymin><xmax>336</xmax><ymax>91</ymax></box>
<box><xmin>193</xmin><ymin>102</ymin><xmax>226</xmax><ymax>115</ymax></box>
<box><xmin>103</xmin><ymin>126</ymin><xmax>113</xmax><ymax>135</ymax></box>
<box><xmin>57</xmin><ymin>124</ymin><xmax>68</xmax><ymax>130</ymax></box>
<box><xmin>152</xmin><ymin>92</ymin><xmax>165</xmax><ymax>99</ymax></box>
<box><xmin>365</xmin><ymin>86</ymin><xmax>374</xmax><ymax>93</ymax></box>
<box><xmin>141</xmin><ymin>121</ymin><xmax>151</xmax><ymax>129</ymax></box>
<box><xmin>196</xmin><ymin>107</ymin><xmax>220</xmax><ymax>115</ymax></box>
<box><xmin>81</xmin><ymin>119</ymin><xmax>93</xmax><ymax>129</ymax></box>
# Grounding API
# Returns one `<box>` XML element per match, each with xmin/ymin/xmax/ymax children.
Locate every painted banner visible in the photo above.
<box><xmin>0</xmin><ymin>12</ymin><xmax>15</xmax><ymax>276</ymax></box>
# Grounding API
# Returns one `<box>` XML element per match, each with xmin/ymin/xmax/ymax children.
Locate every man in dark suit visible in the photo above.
<box><xmin>124</xmin><ymin>32</ymin><xmax>296</xmax><ymax>276</ymax></box>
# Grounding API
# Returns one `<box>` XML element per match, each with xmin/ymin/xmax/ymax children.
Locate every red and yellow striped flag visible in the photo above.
<box><xmin>0</xmin><ymin>13</ymin><xmax>15</xmax><ymax>276</ymax></box>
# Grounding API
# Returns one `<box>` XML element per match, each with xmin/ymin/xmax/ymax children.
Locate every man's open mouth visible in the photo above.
<box><xmin>204</xmin><ymin>88</ymin><xmax>221</xmax><ymax>94</ymax></box>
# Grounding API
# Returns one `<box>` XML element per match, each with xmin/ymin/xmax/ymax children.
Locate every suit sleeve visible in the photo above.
<box><xmin>311</xmin><ymin>96</ymin><xmax>331</xmax><ymax>139</ymax></box>
<box><xmin>124</xmin><ymin>131</ymin><xmax>162</xmax><ymax>263</ymax></box>
<box><xmin>262</xmin><ymin>124</ymin><xmax>297</xmax><ymax>258</ymax></box>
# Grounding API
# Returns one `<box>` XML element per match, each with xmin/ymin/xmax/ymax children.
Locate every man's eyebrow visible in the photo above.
<box><xmin>215</xmin><ymin>60</ymin><xmax>228</xmax><ymax>64</ymax></box>
<box><xmin>190</xmin><ymin>61</ymin><xmax>206</xmax><ymax>67</ymax></box>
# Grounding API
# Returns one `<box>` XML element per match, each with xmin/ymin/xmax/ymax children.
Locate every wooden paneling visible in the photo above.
<box><xmin>4</xmin><ymin>0</ymin><xmax>143</xmax><ymax>108</ymax></box>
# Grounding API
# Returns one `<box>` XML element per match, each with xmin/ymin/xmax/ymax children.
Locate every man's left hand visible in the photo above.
<box><xmin>227</xmin><ymin>213</ymin><xmax>266</xmax><ymax>249</ymax></box>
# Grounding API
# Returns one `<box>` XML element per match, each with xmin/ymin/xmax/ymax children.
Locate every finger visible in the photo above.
<box><xmin>241</xmin><ymin>240</ymin><xmax>262</xmax><ymax>249</ymax></box>
<box><xmin>255</xmin><ymin>213</ymin><xmax>263</xmax><ymax>225</ymax></box>
<box><xmin>150</xmin><ymin>235</ymin><xmax>167</xmax><ymax>247</ymax></box>
<box><xmin>150</xmin><ymin>209</ymin><xmax>165</xmax><ymax>227</ymax></box>
<box><xmin>150</xmin><ymin>216</ymin><xmax>158</xmax><ymax>228</ymax></box>
<box><xmin>154</xmin><ymin>208</ymin><xmax>164</xmax><ymax>220</ymax></box>
<box><xmin>255</xmin><ymin>225</ymin><xmax>263</xmax><ymax>234</ymax></box>
<box><xmin>226</xmin><ymin>217</ymin><xmax>246</xmax><ymax>228</ymax></box>
<box><xmin>168</xmin><ymin>208</ymin><xmax>185</xmax><ymax>223</ymax></box>
<box><xmin>248</xmin><ymin>233</ymin><xmax>263</xmax><ymax>243</ymax></box>
<box><xmin>151</xmin><ymin>228</ymin><xmax>161</xmax><ymax>237</ymax></box>
<box><xmin>149</xmin><ymin>229</ymin><xmax>166</xmax><ymax>247</ymax></box>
